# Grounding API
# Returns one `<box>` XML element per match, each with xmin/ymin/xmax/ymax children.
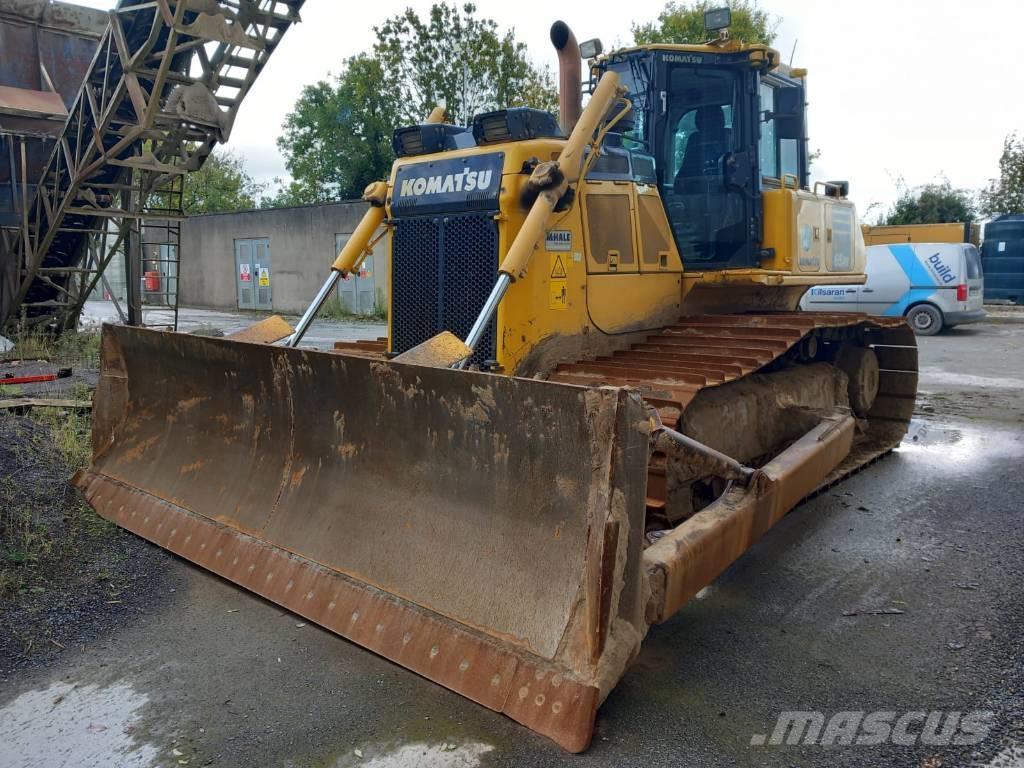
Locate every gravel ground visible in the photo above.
<box><xmin>0</xmin><ymin>415</ymin><xmax>173</xmax><ymax>676</ymax></box>
<box><xmin>0</xmin><ymin>317</ymin><xmax>1021</xmax><ymax>768</ymax></box>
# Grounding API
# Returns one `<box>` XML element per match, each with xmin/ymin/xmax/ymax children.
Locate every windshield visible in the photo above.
<box><xmin>608</xmin><ymin>57</ymin><xmax>652</xmax><ymax>150</ymax></box>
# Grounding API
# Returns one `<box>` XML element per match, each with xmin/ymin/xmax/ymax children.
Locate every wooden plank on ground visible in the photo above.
<box><xmin>0</xmin><ymin>398</ymin><xmax>92</xmax><ymax>410</ymax></box>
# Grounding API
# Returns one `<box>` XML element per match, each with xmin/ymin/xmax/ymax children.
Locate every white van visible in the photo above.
<box><xmin>800</xmin><ymin>242</ymin><xmax>985</xmax><ymax>335</ymax></box>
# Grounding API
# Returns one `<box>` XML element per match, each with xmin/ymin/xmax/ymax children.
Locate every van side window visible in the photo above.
<box><xmin>964</xmin><ymin>245</ymin><xmax>983</xmax><ymax>279</ymax></box>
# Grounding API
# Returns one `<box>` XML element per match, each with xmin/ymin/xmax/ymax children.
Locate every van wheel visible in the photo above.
<box><xmin>906</xmin><ymin>304</ymin><xmax>943</xmax><ymax>336</ymax></box>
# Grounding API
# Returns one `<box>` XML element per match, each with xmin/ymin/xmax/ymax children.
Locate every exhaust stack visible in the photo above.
<box><xmin>550</xmin><ymin>21</ymin><xmax>581</xmax><ymax>133</ymax></box>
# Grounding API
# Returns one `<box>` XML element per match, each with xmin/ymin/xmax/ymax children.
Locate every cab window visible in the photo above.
<box><xmin>758</xmin><ymin>83</ymin><xmax>777</xmax><ymax>178</ymax></box>
<box><xmin>663</xmin><ymin>67</ymin><xmax>738</xmax><ymax>189</ymax></box>
<box><xmin>759</xmin><ymin>78</ymin><xmax>805</xmax><ymax>184</ymax></box>
<box><xmin>608</xmin><ymin>59</ymin><xmax>650</xmax><ymax>151</ymax></box>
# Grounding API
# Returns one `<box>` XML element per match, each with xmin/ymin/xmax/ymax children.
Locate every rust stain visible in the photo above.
<box><xmin>180</xmin><ymin>460</ymin><xmax>204</xmax><ymax>475</ymax></box>
<box><xmin>121</xmin><ymin>435</ymin><xmax>159</xmax><ymax>462</ymax></box>
<box><xmin>177</xmin><ymin>396</ymin><xmax>207</xmax><ymax>413</ymax></box>
<box><xmin>290</xmin><ymin>466</ymin><xmax>307</xmax><ymax>487</ymax></box>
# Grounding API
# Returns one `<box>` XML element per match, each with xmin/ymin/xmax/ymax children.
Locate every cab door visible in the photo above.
<box><xmin>653</xmin><ymin>57</ymin><xmax>762</xmax><ymax>269</ymax></box>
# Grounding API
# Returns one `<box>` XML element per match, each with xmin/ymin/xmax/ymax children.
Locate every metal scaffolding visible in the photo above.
<box><xmin>0</xmin><ymin>0</ymin><xmax>304</xmax><ymax>334</ymax></box>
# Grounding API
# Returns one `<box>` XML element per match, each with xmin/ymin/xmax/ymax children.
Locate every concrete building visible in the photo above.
<box><xmin>178</xmin><ymin>200</ymin><xmax>385</xmax><ymax>316</ymax></box>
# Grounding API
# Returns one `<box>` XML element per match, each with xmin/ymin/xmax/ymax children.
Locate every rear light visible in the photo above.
<box><xmin>956</xmin><ymin>284</ymin><xmax>968</xmax><ymax>302</ymax></box>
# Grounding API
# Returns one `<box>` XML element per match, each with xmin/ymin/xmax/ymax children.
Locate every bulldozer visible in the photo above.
<box><xmin>74</xmin><ymin>9</ymin><xmax>918</xmax><ymax>753</ymax></box>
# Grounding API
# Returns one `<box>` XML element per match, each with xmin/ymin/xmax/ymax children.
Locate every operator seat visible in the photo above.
<box><xmin>673</xmin><ymin>105</ymin><xmax>731</xmax><ymax>194</ymax></box>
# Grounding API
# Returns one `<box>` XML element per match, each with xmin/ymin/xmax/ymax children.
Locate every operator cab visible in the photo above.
<box><xmin>594</xmin><ymin>8</ymin><xmax>809</xmax><ymax>269</ymax></box>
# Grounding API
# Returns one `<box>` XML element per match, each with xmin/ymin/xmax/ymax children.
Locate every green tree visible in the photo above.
<box><xmin>633</xmin><ymin>0</ymin><xmax>778</xmax><ymax>45</ymax></box>
<box><xmin>275</xmin><ymin>54</ymin><xmax>399</xmax><ymax>204</ymax></box>
<box><xmin>373</xmin><ymin>3</ymin><xmax>556</xmax><ymax>126</ymax></box>
<box><xmin>980</xmin><ymin>133</ymin><xmax>1024</xmax><ymax>216</ymax></box>
<box><xmin>884</xmin><ymin>180</ymin><xmax>976</xmax><ymax>225</ymax></box>
<box><xmin>273</xmin><ymin>4</ymin><xmax>554</xmax><ymax>205</ymax></box>
<box><xmin>182</xmin><ymin>149</ymin><xmax>264</xmax><ymax>214</ymax></box>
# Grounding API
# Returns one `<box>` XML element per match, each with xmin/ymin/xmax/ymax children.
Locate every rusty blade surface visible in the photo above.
<box><xmin>76</xmin><ymin>325</ymin><xmax>650</xmax><ymax>752</ymax></box>
<box><xmin>332</xmin><ymin>338</ymin><xmax>388</xmax><ymax>356</ymax></box>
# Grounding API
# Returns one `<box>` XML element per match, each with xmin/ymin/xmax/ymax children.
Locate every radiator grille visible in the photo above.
<box><xmin>391</xmin><ymin>212</ymin><xmax>498</xmax><ymax>367</ymax></box>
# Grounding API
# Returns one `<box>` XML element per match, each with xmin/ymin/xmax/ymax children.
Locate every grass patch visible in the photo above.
<box><xmin>4</xmin><ymin>327</ymin><xmax>100</xmax><ymax>369</ymax></box>
<box><xmin>0</xmin><ymin>410</ymin><xmax>103</xmax><ymax>601</ymax></box>
<box><xmin>188</xmin><ymin>323</ymin><xmax>225</xmax><ymax>337</ymax></box>
<box><xmin>0</xmin><ymin>368</ymin><xmax>97</xmax><ymax>601</ymax></box>
<box><xmin>319</xmin><ymin>289</ymin><xmax>388</xmax><ymax>322</ymax></box>
<box><xmin>28</xmin><ymin>406</ymin><xmax>92</xmax><ymax>469</ymax></box>
<box><xmin>318</xmin><ymin>294</ymin><xmax>354</xmax><ymax>321</ymax></box>
<box><xmin>0</xmin><ymin>477</ymin><xmax>53</xmax><ymax>572</ymax></box>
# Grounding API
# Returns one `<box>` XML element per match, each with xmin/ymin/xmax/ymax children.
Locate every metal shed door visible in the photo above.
<box><xmin>235</xmin><ymin>238</ymin><xmax>272</xmax><ymax>310</ymax></box>
<box><xmin>335</xmin><ymin>233</ymin><xmax>377</xmax><ymax>314</ymax></box>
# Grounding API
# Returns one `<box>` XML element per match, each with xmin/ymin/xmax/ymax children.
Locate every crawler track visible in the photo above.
<box><xmin>548</xmin><ymin>313</ymin><xmax>919</xmax><ymax>520</ymax></box>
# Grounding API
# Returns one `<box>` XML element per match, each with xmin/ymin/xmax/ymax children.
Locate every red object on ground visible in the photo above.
<box><xmin>1</xmin><ymin>368</ymin><xmax>72</xmax><ymax>385</ymax></box>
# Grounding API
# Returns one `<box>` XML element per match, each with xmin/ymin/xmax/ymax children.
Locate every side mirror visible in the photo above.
<box><xmin>771</xmin><ymin>86</ymin><xmax>805</xmax><ymax>140</ymax></box>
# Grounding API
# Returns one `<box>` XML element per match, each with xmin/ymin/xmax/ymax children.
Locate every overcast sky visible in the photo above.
<box><xmin>78</xmin><ymin>0</ymin><xmax>1023</xmax><ymax>218</ymax></box>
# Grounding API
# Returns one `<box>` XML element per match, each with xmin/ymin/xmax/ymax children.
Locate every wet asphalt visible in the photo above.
<box><xmin>0</xmin><ymin>319</ymin><xmax>1021</xmax><ymax>768</ymax></box>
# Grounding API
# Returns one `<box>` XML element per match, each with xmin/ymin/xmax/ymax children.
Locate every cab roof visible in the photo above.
<box><xmin>602</xmin><ymin>39</ymin><xmax>783</xmax><ymax>72</ymax></box>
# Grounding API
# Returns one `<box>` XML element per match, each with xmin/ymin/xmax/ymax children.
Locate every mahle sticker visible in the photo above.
<box><xmin>546</xmin><ymin>230</ymin><xmax>571</xmax><ymax>252</ymax></box>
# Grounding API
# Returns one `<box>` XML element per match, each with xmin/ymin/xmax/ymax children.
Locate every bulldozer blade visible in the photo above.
<box><xmin>74</xmin><ymin>325</ymin><xmax>651</xmax><ymax>752</ymax></box>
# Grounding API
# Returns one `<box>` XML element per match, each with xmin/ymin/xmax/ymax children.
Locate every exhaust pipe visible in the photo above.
<box><xmin>550</xmin><ymin>21</ymin><xmax>581</xmax><ymax>134</ymax></box>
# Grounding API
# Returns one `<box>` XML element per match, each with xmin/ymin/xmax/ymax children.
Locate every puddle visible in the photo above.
<box><xmin>0</xmin><ymin>681</ymin><xmax>159</xmax><ymax>768</ymax></box>
<box><xmin>978</xmin><ymin>743</ymin><xmax>1024</xmax><ymax>767</ymax></box>
<box><xmin>919</xmin><ymin>368</ymin><xmax>1024</xmax><ymax>389</ymax></box>
<box><xmin>898</xmin><ymin>420</ymin><xmax>1024</xmax><ymax>469</ymax></box>
<box><xmin>332</xmin><ymin>741</ymin><xmax>494</xmax><ymax>768</ymax></box>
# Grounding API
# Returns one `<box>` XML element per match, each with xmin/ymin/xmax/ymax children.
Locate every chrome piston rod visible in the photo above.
<box><xmin>285</xmin><ymin>270</ymin><xmax>342</xmax><ymax>348</ymax></box>
<box><xmin>455</xmin><ymin>273</ymin><xmax>511</xmax><ymax>368</ymax></box>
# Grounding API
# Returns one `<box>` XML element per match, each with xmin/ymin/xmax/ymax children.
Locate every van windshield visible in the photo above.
<box><xmin>965</xmin><ymin>245</ymin><xmax>983</xmax><ymax>279</ymax></box>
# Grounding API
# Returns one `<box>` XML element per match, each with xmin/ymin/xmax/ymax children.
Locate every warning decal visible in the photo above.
<box><xmin>239</xmin><ymin>263</ymin><xmax>251</xmax><ymax>282</ymax></box>
<box><xmin>550</xmin><ymin>254</ymin><xmax>567</xmax><ymax>279</ymax></box>
<box><xmin>258</xmin><ymin>267</ymin><xmax>270</xmax><ymax>287</ymax></box>
<box><xmin>549</xmin><ymin>253</ymin><xmax>568</xmax><ymax>311</ymax></box>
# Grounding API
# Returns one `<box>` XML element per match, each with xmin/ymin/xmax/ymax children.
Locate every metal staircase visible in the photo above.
<box><xmin>0</xmin><ymin>0</ymin><xmax>304</xmax><ymax>333</ymax></box>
